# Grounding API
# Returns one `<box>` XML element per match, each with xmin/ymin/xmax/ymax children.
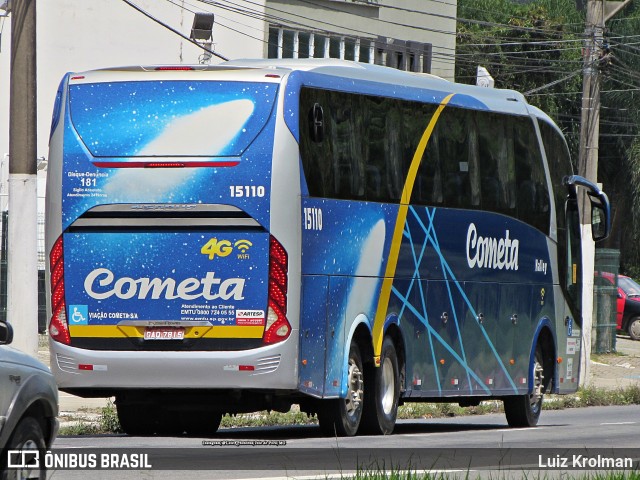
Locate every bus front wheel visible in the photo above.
<box><xmin>504</xmin><ymin>345</ymin><xmax>545</xmax><ymax>427</ymax></box>
<box><xmin>360</xmin><ymin>336</ymin><xmax>400</xmax><ymax>435</ymax></box>
<box><xmin>317</xmin><ymin>341</ymin><xmax>364</xmax><ymax>436</ymax></box>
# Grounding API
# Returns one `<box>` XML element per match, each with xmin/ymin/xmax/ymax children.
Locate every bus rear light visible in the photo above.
<box><xmin>145</xmin><ymin>162</ymin><xmax>185</xmax><ymax>168</ymax></box>
<box><xmin>263</xmin><ymin>303</ymin><xmax>290</xmax><ymax>344</ymax></box>
<box><xmin>49</xmin><ymin>236</ymin><xmax>71</xmax><ymax>345</ymax></box>
<box><xmin>155</xmin><ymin>66</ymin><xmax>195</xmax><ymax>71</ymax></box>
<box><xmin>50</xmin><ymin>304</ymin><xmax>71</xmax><ymax>345</ymax></box>
<box><xmin>92</xmin><ymin>161</ymin><xmax>240</xmax><ymax>169</ymax></box>
<box><xmin>263</xmin><ymin>236</ymin><xmax>290</xmax><ymax>345</ymax></box>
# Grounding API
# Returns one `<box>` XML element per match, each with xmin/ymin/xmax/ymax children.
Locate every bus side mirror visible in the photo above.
<box><xmin>590</xmin><ymin>200</ymin><xmax>608</xmax><ymax>242</ymax></box>
<box><xmin>308</xmin><ymin>103</ymin><xmax>324</xmax><ymax>143</ymax></box>
<box><xmin>563</xmin><ymin>175</ymin><xmax>611</xmax><ymax>242</ymax></box>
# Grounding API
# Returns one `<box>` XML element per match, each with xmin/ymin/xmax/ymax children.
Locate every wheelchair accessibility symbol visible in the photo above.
<box><xmin>69</xmin><ymin>305</ymin><xmax>89</xmax><ymax>325</ymax></box>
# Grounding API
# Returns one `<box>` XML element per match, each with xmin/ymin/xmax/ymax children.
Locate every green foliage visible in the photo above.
<box><xmin>99</xmin><ymin>399</ymin><xmax>122</xmax><ymax>434</ymax></box>
<box><xmin>456</xmin><ymin>0</ymin><xmax>584</xmax><ymax>161</ymax></box>
<box><xmin>219</xmin><ymin>409</ymin><xmax>316</xmax><ymax>428</ymax></box>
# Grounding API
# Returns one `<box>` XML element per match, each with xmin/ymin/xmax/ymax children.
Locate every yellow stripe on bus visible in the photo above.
<box><xmin>371</xmin><ymin>93</ymin><xmax>455</xmax><ymax>363</ymax></box>
<box><xmin>69</xmin><ymin>325</ymin><xmax>265</xmax><ymax>339</ymax></box>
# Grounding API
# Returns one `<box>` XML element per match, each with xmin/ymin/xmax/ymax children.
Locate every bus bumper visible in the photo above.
<box><xmin>49</xmin><ymin>339</ymin><xmax>298</xmax><ymax>392</ymax></box>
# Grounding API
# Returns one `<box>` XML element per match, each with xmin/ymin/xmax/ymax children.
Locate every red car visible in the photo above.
<box><xmin>595</xmin><ymin>272</ymin><xmax>640</xmax><ymax>340</ymax></box>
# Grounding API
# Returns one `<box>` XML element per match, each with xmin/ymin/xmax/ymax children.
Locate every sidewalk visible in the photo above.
<box><xmin>588</xmin><ymin>335</ymin><xmax>640</xmax><ymax>389</ymax></box>
<box><xmin>39</xmin><ymin>335</ymin><xmax>640</xmax><ymax>421</ymax></box>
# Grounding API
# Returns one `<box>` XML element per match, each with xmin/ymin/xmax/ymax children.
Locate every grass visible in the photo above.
<box><xmin>340</xmin><ymin>470</ymin><xmax>640</xmax><ymax>480</ymax></box>
<box><xmin>58</xmin><ymin>384</ymin><xmax>640</xmax><ymax>435</ymax></box>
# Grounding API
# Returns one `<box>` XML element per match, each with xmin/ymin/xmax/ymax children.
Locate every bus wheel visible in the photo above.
<box><xmin>504</xmin><ymin>345</ymin><xmax>545</xmax><ymax>428</ymax></box>
<box><xmin>116</xmin><ymin>403</ymin><xmax>159</xmax><ymax>436</ymax></box>
<box><xmin>361</xmin><ymin>336</ymin><xmax>399</xmax><ymax>435</ymax></box>
<box><xmin>627</xmin><ymin>317</ymin><xmax>640</xmax><ymax>341</ymax></box>
<box><xmin>179</xmin><ymin>411</ymin><xmax>222</xmax><ymax>437</ymax></box>
<box><xmin>317</xmin><ymin>341</ymin><xmax>364</xmax><ymax>436</ymax></box>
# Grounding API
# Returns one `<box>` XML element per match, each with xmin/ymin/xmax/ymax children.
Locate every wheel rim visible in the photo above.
<box><xmin>380</xmin><ymin>356</ymin><xmax>396</xmax><ymax>415</ymax></box>
<box><xmin>345</xmin><ymin>357</ymin><xmax>363</xmax><ymax>418</ymax></box>
<box><xmin>17</xmin><ymin>439</ymin><xmax>39</xmax><ymax>479</ymax></box>
<box><xmin>629</xmin><ymin>319</ymin><xmax>640</xmax><ymax>339</ymax></box>
<box><xmin>530</xmin><ymin>356</ymin><xmax>544</xmax><ymax>414</ymax></box>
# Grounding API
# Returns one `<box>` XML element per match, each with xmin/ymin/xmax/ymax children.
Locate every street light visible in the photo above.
<box><xmin>190</xmin><ymin>13</ymin><xmax>215</xmax><ymax>64</ymax></box>
<box><xmin>0</xmin><ymin>0</ymin><xmax>10</xmax><ymax>16</ymax></box>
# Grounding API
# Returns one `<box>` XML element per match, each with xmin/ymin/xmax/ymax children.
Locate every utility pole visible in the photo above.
<box><xmin>578</xmin><ymin>0</ymin><xmax>629</xmax><ymax>386</ymax></box>
<box><xmin>8</xmin><ymin>0</ymin><xmax>38</xmax><ymax>356</ymax></box>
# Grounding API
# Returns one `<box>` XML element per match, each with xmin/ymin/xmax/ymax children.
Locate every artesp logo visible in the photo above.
<box><xmin>201</xmin><ymin>238</ymin><xmax>252</xmax><ymax>260</ymax></box>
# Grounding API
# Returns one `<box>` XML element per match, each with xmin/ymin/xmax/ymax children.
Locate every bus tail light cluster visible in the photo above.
<box><xmin>263</xmin><ymin>235</ymin><xmax>291</xmax><ymax>345</ymax></box>
<box><xmin>49</xmin><ymin>236</ymin><xmax>71</xmax><ymax>345</ymax></box>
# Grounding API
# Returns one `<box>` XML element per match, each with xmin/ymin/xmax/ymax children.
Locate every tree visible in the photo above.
<box><xmin>456</xmin><ymin>0</ymin><xmax>640</xmax><ymax>276</ymax></box>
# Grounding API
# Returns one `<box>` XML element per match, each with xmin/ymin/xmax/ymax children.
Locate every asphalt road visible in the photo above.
<box><xmin>46</xmin><ymin>404</ymin><xmax>640</xmax><ymax>479</ymax></box>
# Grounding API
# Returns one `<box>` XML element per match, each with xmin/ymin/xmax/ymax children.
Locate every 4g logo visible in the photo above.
<box><xmin>201</xmin><ymin>238</ymin><xmax>253</xmax><ymax>260</ymax></box>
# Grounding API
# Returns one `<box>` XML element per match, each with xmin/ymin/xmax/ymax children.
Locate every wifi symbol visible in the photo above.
<box><xmin>234</xmin><ymin>239</ymin><xmax>253</xmax><ymax>253</ymax></box>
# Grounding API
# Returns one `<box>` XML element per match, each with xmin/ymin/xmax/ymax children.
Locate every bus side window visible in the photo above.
<box><xmin>467</xmin><ymin>112</ymin><xmax>481</xmax><ymax>208</ymax></box>
<box><xmin>514</xmin><ymin>117</ymin><xmax>550</xmax><ymax>234</ymax></box>
<box><xmin>300</xmin><ymin>89</ymin><xmax>334</xmax><ymax>198</ymax></box>
<box><xmin>438</xmin><ymin>107</ymin><xmax>474</xmax><ymax>209</ymax></box>
<box><xmin>477</xmin><ymin>111</ymin><xmax>516</xmax><ymax>215</ymax></box>
<box><xmin>416</xmin><ymin>129</ymin><xmax>443</xmax><ymax>206</ymax></box>
<box><xmin>328</xmin><ymin>92</ymin><xmax>364</xmax><ymax>200</ymax></box>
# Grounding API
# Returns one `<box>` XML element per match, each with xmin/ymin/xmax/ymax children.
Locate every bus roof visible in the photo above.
<box><xmin>222</xmin><ymin>58</ymin><xmax>528</xmax><ymax>106</ymax></box>
<box><xmin>68</xmin><ymin>58</ymin><xmax>533</xmax><ymax>116</ymax></box>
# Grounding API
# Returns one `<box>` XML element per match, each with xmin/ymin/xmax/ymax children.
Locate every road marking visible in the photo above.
<box><xmin>601</xmin><ymin>422</ymin><xmax>636</xmax><ymax>425</ymax></box>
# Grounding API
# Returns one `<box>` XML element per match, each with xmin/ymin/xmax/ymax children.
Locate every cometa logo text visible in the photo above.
<box><xmin>466</xmin><ymin>223</ymin><xmax>519</xmax><ymax>271</ymax></box>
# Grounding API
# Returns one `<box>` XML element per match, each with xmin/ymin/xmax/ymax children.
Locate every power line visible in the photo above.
<box><xmin>121</xmin><ymin>0</ymin><xmax>229</xmax><ymax>61</ymax></box>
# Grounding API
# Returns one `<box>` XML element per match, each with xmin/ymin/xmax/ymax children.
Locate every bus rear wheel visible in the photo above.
<box><xmin>504</xmin><ymin>345</ymin><xmax>545</xmax><ymax>427</ymax></box>
<box><xmin>360</xmin><ymin>336</ymin><xmax>399</xmax><ymax>435</ymax></box>
<box><xmin>177</xmin><ymin>411</ymin><xmax>222</xmax><ymax>436</ymax></box>
<box><xmin>116</xmin><ymin>403</ymin><xmax>160</xmax><ymax>436</ymax></box>
<box><xmin>317</xmin><ymin>341</ymin><xmax>364</xmax><ymax>436</ymax></box>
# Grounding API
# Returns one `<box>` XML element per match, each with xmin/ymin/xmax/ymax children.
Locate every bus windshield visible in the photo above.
<box><xmin>68</xmin><ymin>81</ymin><xmax>278</xmax><ymax>158</ymax></box>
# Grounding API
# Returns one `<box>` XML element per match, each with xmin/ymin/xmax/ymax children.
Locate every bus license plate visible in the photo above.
<box><xmin>143</xmin><ymin>328</ymin><xmax>185</xmax><ymax>341</ymax></box>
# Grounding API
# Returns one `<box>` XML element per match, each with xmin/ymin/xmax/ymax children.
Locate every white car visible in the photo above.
<box><xmin>0</xmin><ymin>322</ymin><xmax>58</xmax><ymax>480</ymax></box>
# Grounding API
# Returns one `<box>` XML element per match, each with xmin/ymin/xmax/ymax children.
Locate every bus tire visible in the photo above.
<box><xmin>504</xmin><ymin>345</ymin><xmax>545</xmax><ymax>428</ymax></box>
<box><xmin>117</xmin><ymin>403</ymin><xmax>159</xmax><ymax>436</ymax></box>
<box><xmin>360</xmin><ymin>336</ymin><xmax>399</xmax><ymax>435</ymax></box>
<box><xmin>179</xmin><ymin>411</ymin><xmax>222</xmax><ymax>436</ymax></box>
<box><xmin>627</xmin><ymin>317</ymin><xmax>640</xmax><ymax>341</ymax></box>
<box><xmin>317</xmin><ymin>341</ymin><xmax>364</xmax><ymax>436</ymax></box>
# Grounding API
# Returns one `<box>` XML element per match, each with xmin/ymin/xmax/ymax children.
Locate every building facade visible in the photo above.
<box><xmin>265</xmin><ymin>0</ymin><xmax>456</xmax><ymax>80</ymax></box>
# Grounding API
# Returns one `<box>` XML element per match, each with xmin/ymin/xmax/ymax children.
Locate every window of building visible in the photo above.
<box><xmin>268</xmin><ymin>26</ymin><xmax>431</xmax><ymax>73</ymax></box>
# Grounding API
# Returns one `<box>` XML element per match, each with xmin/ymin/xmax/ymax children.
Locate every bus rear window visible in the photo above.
<box><xmin>68</xmin><ymin>81</ymin><xmax>278</xmax><ymax>157</ymax></box>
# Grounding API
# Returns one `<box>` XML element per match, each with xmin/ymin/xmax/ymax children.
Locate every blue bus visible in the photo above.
<box><xmin>46</xmin><ymin>59</ymin><xmax>610</xmax><ymax>436</ymax></box>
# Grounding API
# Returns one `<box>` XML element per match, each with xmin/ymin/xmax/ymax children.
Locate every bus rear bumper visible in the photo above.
<box><xmin>49</xmin><ymin>340</ymin><xmax>298</xmax><ymax>392</ymax></box>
